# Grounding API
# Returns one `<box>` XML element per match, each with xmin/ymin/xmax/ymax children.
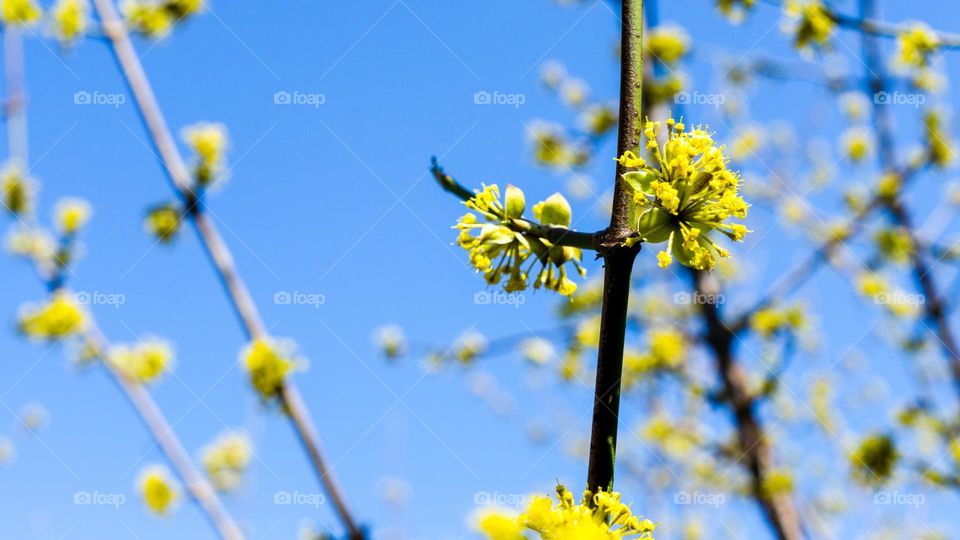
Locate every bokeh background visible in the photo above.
<box><xmin>0</xmin><ymin>0</ymin><xmax>958</xmax><ymax>538</ymax></box>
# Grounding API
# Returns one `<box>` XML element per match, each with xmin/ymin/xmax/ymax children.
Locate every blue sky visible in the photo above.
<box><xmin>0</xmin><ymin>0</ymin><xmax>958</xmax><ymax>539</ymax></box>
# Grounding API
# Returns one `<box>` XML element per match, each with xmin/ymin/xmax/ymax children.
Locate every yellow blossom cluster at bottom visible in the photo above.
<box><xmin>480</xmin><ymin>485</ymin><xmax>655</xmax><ymax>540</ymax></box>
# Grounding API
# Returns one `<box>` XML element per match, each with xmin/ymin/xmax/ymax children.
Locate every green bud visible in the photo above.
<box><xmin>536</xmin><ymin>192</ymin><xmax>571</xmax><ymax>228</ymax></box>
<box><xmin>504</xmin><ymin>184</ymin><xmax>525</xmax><ymax>219</ymax></box>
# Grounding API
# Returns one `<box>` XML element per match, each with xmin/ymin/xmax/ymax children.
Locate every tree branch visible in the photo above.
<box><xmin>91</xmin><ymin>1</ymin><xmax>364</xmax><ymax>537</ymax></box>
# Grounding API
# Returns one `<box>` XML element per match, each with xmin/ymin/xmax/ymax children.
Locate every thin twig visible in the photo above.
<box><xmin>90</xmin><ymin>1</ymin><xmax>364</xmax><ymax>537</ymax></box>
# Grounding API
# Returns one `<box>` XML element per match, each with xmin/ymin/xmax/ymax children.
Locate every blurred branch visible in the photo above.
<box><xmin>858</xmin><ymin>0</ymin><xmax>960</xmax><ymax>401</ymax></box>
<box><xmin>91</xmin><ymin>1</ymin><xmax>364</xmax><ymax>537</ymax></box>
<box><xmin>693</xmin><ymin>271</ymin><xmax>803</xmax><ymax>540</ymax></box>
<box><xmin>429</xmin><ymin>157</ymin><xmax>600</xmax><ymax>251</ymax></box>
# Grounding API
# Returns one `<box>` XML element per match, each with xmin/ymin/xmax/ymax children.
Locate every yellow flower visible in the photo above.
<box><xmin>182</xmin><ymin>122</ymin><xmax>228</xmax><ymax>185</ymax></box>
<box><xmin>138</xmin><ymin>465</ymin><xmax>179</xmax><ymax>515</ymax></box>
<box><xmin>145</xmin><ymin>203</ymin><xmax>181</xmax><ymax>243</ymax></box>
<box><xmin>108</xmin><ymin>338</ymin><xmax>174</xmax><ymax>384</ymax></box>
<box><xmin>924</xmin><ymin>110</ymin><xmax>956</xmax><ymax>168</ymax></box>
<box><xmin>850</xmin><ymin>433</ymin><xmax>898</xmax><ymax>485</ymax></box>
<box><xmin>456</xmin><ymin>185</ymin><xmax>585</xmax><ymax>297</ymax></box>
<box><xmin>54</xmin><ymin>197</ymin><xmax>92</xmax><ymax>235</ymax></box>
<box><xmin>841</xmin><ymin>127</ymin><xmax>872</xmax><ymax>163</ymax></box>
<box><xmin>49</xmin><ymin>0</ymin><xmax>88</xmax><ymax>44</ymax></box>
<box><xmin>374</xmin><ymin>324</ymin><xmax>407</xmax><ymax>359</ymax></box>
<box><xmin>646</xmin><ymin>24</ymin><xmax>690</xmax><ymax>66</ymax></box>
<box><xmin>201</xmin><ymin>431</ymin><xmax>252</xmax><ymax>492</ymax></box>
<box><xmin>122</xmin><ymin>0</ymin><xmax>173</xmax><ymax>37</ymax></box>
<box><xmin>6</xmin><ymin>226</ymin><xmax>55</xmax><ymax>266</ymax></box>
<box><xmin>624</xmin><ymin>116</ymin><xmax>750</xmax><ymax>271</ymax></box>
<box><xmin>242</xmin><ymin>338</ymin><xmax>296</xmax><ymax>400</ymax></box>
<box><xmin>1</xmin><ymin>163</ymin><xmax>32</xmax><ymax>215</ymax></box>
<box><xmin>478</xmin><ymin>484</ymin><xmax>655</xmax><ymax>540</ymax></box>
<box><xmin>519</xmin><ymin>337</ymin><xmax>555</xmax><ymax>365</ymax></box>
<box><xmin>750</xmin><ymin>304</ymin><xmax>805</xmax><ymax>337</ymax></box>
<box><xmin>716</xmin><ymin>0</ymin><xmax>755</xmax><ymax>23</ymax></box>
<box><xmin>897</xmin><ymin>22</ymin><xmax>940</xmax><ymax>69</ymax></box>
<box><xmin>18</xmin><ymin>292</ymin><xmax>86</xmax><ymax>341</ymax></box>
<box><xmin>1</xmin><ymin>0</ymin><xmax>41</xmax><ymax>25</ymax></box>
<box><xmin>783</xmin><ymin>0</ymin><xmax>835</xmax><ymax>52</ymax></box>
<box><xmin>165</xmin><ymin>0</ymin><xmax>204</xmax><ymax>18</ymax></box>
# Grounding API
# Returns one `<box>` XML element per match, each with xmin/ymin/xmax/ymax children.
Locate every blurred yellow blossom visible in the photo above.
<box><xmin>2</xmin><ymin>163</ymin><xmax>32</xmax><ymax>215</ymax></box>
<box><xmin>18</xmin><ymin>292</ymin><xmax>86</xmax><ymax>341</ymax></box>
<box><xmin>49</xmin><ymin>0</ymin><xmax>88</xmax><ymax>44</ymax></box>
<box><xmin>138</xmin><ymin>465</ymin><xmax>179</xmax><ymax>515</ymax></box>
<box><xmin>145</xmin><ymin>203</ymin><xmax>181</xmax><ymax>243</ymax></box>
<box><xmin>1</xmin><ymin>0</ymin><xmax>41</xmax><ymax>25</ymax></box>
<box><xmin>783</xmin><ymin>0</ymin><xmax>835</xmax><ymax>52</ymax></box>
<box><xmin>896</xmin><ymin>22</ymin><xmax>940</xmax><ymax>69</ymax></box>
<box><xmin>201</xmin><ymin>431</ymin><xmax>252</xmax><ymax>492</ymax></box>
<box><xmin>108</xmin><ymin>338</ymin><xmax>173</xmax><ymax>384</ymax></box>
<box><xmin>183</xmin><ymin>122</ymin><xmax>228</xmax><ymax>185</ymax></box>
<box><xmin>646</xmin><ymin>24</ymin><xmax>690</xmax><ymax>66</ymax></box>
<box><xmin>54</xmin><ymin>197</ymin><xmax>92</xmax><ymax>235</ymax></box>
<box><xmin>242</xmin><ymin>338</ymin><xmax>296</xmax><ymax>400</ymax></box>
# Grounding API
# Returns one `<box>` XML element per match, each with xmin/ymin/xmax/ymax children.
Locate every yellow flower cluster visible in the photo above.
<box><xmin>456</xmin><ymin>185</ymin><xmax>586</xmax><ymax>297</ymax></box>
<box><xmin>924</xmin><ymin>110</ymin><xmax>955</xmax><ymax>168</ymax></box>
<box><xmin>623</xmin><ymin>328</ymin><xmax>686</xmax><ymax>387</ymax></box>
<box><xmin>183</xmin><ymin>122</ymin><xmax>228</xmax><ymax>185</ymax></box>
<box><xmin>108</xmin><ymin>339</ymin><xmax>174</xmax><ymax>384</ymax></box>
<box><xmin>479</xmin><ymin>484</ymin><xmax>655</xmax><ymax>540</ymax></box>
<box><xmin>783</xmin><ymin>0</ymin><xmax>835</xmax><ymax>52</ymax></box>
<box><xmin>54</xmin><ymin>197</ymin><xmax>92</xmax><ymax>235</ymax></box>
<box><xmin>1</xmin><ymin>0</ymin><xmax>41</xmax><ymax>26</ymax></box>
<box><xmin>145</xmin><ymin>203</ymin><xmax>182</xmax><ymax>242</ymax></box>
<box><xmin>897</xmin><ymin>23</ymin><xmax>940</xmax><ymax>69</ymax></box>
<box><xmin>242</xmin><ymin>338</ymin><xmax>295</xmax><ymax>400</ymax></box>
<box><xmin>620</xmin><ymin>117</ymin><xmax>749</xmax><ymax>271</ymax></box>
<box><xmin>138</xmin><ymin>464</ymin><xmax>179</xmax><ymax>515</ymax></box>
<box><xmin>122</xmin><ymin>0</ymin><xmax>204</xmax><ymax>37</ymax></box>
<box><xmin>201</xmin><ymin>431</ymin><xmax>252</xmax><ymax>492</ymax></box>
<box><xmin>840</xmin><ymin>127</ymin><xmax>872</xmax><ymax>164</ymax></box>
<box><xmin>18</xmin><ymin>292</ymin><xmax>86</xmax><ymax>341</ymax></box>
<box><xmin>2</xmin><ymin>163</ymin><xmax>32</xmax><ymax>215</ymax></box>
<box><xmin>856</xmin><ymin>272</ymin><xmax>916</xmax><ymax>317</ymax></box>
<box><xmin>850</xmin><ymin>433</ymin><xmax>898</xmax><ymax>485</ymax></box>
<box><xmin>646</xmin><ymin>24</ymin><xmax>690</xmax><ymax>67</ymax></box>
<box><xmin>530</xmin><ymin>122</ymin><xmax>589</xmax><ymax>169</ymax></box>
<box><xmin>873</xmin><ymin>227</ymin><xmax>913</xmax><ymax>264</ymax></box>
<box><xmin>374</xmin><ymin>324</ymin><xmax>407</xmax><ymax>359</ymax></box>
<box><xmin>750</xmin><ymin>304</ymin><xmax>804</xmax><ymax>338</ymax></box>
<box><xmin>50</xmin><ymin>0</ymin><xmax>88</xmax><ymax>44</ymax></box>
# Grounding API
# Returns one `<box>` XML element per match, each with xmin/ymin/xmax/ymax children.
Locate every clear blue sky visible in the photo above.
<box><xmin>0</xmin><ymin>1</ymin><xmax>958</xmax><ymax>539</ymax></box>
